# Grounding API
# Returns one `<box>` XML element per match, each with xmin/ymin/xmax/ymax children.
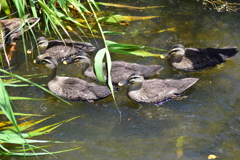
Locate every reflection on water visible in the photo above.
<box><xmin>4</xmin><ymin>0</ymin><xmax>240</xmax><ymax>159</ymax></box>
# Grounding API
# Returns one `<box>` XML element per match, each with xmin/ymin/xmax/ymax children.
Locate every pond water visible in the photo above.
<box><xmin>3</xmin><ymin>0</ymin><xmax>240</xmax><ymax>159</ymax></box>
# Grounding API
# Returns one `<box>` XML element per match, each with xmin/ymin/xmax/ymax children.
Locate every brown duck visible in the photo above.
<box><xmin>119</xmin><ymin>73</ymin><xmax>199</xmax><ymax>104</ymax></box>
<box><xmin>0</xmin><ymin>14</ymin><xmax>39</xmax><ymax>49</ymax></box>
<box><xmin>63</xmin><ymin>53</ymin><xmax>164</xmax><ymax>85</ymax></box>
<box><xmin>160</xmin><ymin>44</ymin><xmax>238</xmax><ymax>71</ymax></box>
<box><xmin>32</xmin><ymin>37</ymin><xmax>96</xmax><ymax>63</ymax></box>
<box><xmin>35</xmin><ymin>56</ymin><xmax>112</xmax><ymax>101</ymax></box>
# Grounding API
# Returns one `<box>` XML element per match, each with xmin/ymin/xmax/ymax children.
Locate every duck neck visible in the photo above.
<box><xmin>48</xmin><ymin>66</ymin><xmax>57</xmax><ymax>82</ymax></box>
<box><xmin>129</xmin><ymin>82</ymin><xmax>143</xmax><ymax>92</ymax></box>
<box><xmin>39</xmin><ymin>46</ymin><xmax>47</xmax><ymax>54</ymax></box>
<box><xmin>170</xmin><ymin>54</ymin><xmax>183</xmax><ymax>63</ymax></box>
<box><xmin>81</xmin><ymin>57</ymin><xmax>92</xmax><ymax>73</ymax></box>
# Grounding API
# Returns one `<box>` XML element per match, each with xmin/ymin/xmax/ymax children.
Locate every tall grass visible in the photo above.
<box><xmin>0</xmin><ymin>78</ymin><xmax>81</xmax><ymax>157</ymax></box>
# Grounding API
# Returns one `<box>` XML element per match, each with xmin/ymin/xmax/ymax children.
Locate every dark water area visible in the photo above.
<box><xmin>2</xmin><ymin>0</ymin><xmax>240</xmax><ymax>159</ymax></box>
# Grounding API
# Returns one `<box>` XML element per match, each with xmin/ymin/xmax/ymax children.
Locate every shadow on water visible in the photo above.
<box><xmin>3</xmin><ymin>0</ymin><xmax>240</xmax><ymax>159</ymax></box>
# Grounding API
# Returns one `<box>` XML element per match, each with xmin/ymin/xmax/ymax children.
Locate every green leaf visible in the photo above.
<box><xmin>105</xmin><ymin>49</ymin><xmax>114</xmax><ymax>94</ymax></box>
<box><xmin>0</xmin><ymin>0</ymin><xmax>11</xmax><ymax>16</ymax></box>
<box><xmin>103</xmin><ymin>31</ymin><xmax>125</xmax><ymax>35</ymax></box>
<box><xmin>0</xmin><ymin>79</ymin><xmax>18</xmax><ymax>128</ymax></box>
<box><xmin>0</xmin><ymin>111</ymin><xmax>40</xmax><ymax>116</ymax></box>
<box><xmin>94</xmin><ymin>48</ymin><xmax>106</xmax><ymax>83</ymax></box>
<box><xmin>109</xmin><ymin>49</ymin><xmax>160</xmax><ymax>57</ymax></box>
<box><xmin>10</xmin><ymin>97</ymin><xmax>48</xmax><ymax>101</ymax></box>
<box><xmin>88</xmin><ymin>0</ymin><xmax>101</xmax><ymax>12</ymax></box>
<box><xmin>98</xmin><ymin>14</ymin><xmax>125</xmax><ymax>23</ymax></box>
<box><xmin>106</xmin><ymin>40</ymin><xmax>166</xmax><ymax>52</ymax></box>
<box><xmin>0</xmin><ymin>68</ymin><xmax>71</xmax><ymax>105</ymax></box>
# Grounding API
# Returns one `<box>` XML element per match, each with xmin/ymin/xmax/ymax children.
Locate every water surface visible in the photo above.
<box><xmin>4</xmin><ymin>0</ymin><xmax>240</xmax><ymax>159</ymax></box>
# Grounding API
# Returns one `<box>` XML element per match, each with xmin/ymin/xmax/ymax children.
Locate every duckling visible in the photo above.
<box><xmin>63</xmin><ymin>53</ymin><xmax>164</xmax><ymax>85</ymax></box>
<box><xmin>32</xmin><ymin>36</ymin><xmax>96</xmax><ymax>63</ymax></box>
<box><xmin>118</xmin><ymin>73</ymin><xmax>199</xmax><ymax>104</ymax></box>
<box><xmin>35</xmin><ymin>56</ymin><xmax>112</xmax><ymax>101</ymax></box>
<box><xmin>160</xmin><ymin>44</ymin><xmax>238</xmax><ymax>71</ymax></box>
<box><xmin>0</xmin><ymin>14</ymin><xmax>39</xmax><ymax>49</ymax></box>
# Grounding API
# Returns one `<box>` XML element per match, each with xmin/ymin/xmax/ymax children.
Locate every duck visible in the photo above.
<box><xmin>34</xmin><ymin>56</ymin><xmax>112</xmax><ymax>102</ymax></box>
<box><xmin>160</xmin><ymin>44</ymin><xmax>238</xmax><ymax>71</ymax></box>
<box><xmin>118</xmin><ymin>73</ymin><xmax>199</xmax><ymax>104</ymax></box>
<box><xmin>32</xmin><ymin>36</ymin><xmax>96</xmax><ymax>63</ymax></box>
<box><xmin>0</xmin><ymin>14</ymin><xmax>40</xmax><ymax>49</ymax></box>
<box><xmin>63</xmin><ymin>53</ymin><xmax>164</xmax><ymax>85</ymax></box>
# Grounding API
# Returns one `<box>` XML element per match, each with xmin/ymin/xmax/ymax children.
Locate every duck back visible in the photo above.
<box><xmin>84</xmin><ymin>61</ymin><xmax>163</xmax><ymax>84</ymax></box>
<box><xmin>127</xmin><ymin>78</ymin><xmax>199</xmax><ymax>104</ymax></box>
<box><xmin>170</xmin><ymin>46</ymin><xmax>238</xmax><ymax>71</ymax></box>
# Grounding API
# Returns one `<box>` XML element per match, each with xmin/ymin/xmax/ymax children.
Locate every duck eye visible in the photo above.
<box><xmin>129</xmin><ymin>76</ymin><xmax>137</xmax><ymax>81</ymax></box>
<box><xmin>74</xmin><ymin>58</ymin><xmax>80</xmax><ymax>62</ymax></box>
<box><xmin>41</xmin><ymin>60</ymin><xmax>51</xmax><ymax>64</ymax></box>
<box><xmin>38</xmin><ymin>41</ymin><xmax>45</xmax><ymax>45</ymax></box>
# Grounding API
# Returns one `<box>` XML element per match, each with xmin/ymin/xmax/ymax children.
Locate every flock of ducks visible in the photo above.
<box><xmin>23</xmin><ymin>38</ymin><xmax>240</xmax><ymax>104</ymax></box>
<box><xmin>1</xmin><ymin>16</ymin><xmax>238</xmax><ymax>104</ymax></box>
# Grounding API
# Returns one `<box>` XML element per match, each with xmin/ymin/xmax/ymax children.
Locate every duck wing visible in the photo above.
<box><xmin>180</xmin><ymin>47</ymin><xmax>236</xmax><ymax>70</ymax></box>
<box><xmin>47</xmin><ymin>39</ymin><xmax>96</xmax><ymax>52</ymax></box>
<box><xmin>48</xmin><ymin>77</ymin><xmax>110</xmax><ymax>101</ymax></box>
<box><xmin>134</xmin><ymin>78</ymin><xmax>198</xmax><ymax>103</ymax></box>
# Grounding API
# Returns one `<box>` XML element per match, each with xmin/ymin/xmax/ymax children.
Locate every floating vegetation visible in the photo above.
<box><xmin>203</xmin><ymin>0</ymin><xmax>240</xmax><ymax>12</ymax></box>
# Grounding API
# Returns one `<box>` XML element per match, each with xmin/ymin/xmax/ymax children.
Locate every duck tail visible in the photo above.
<box><xmin>178</xmin><ymin>78</ymin><xmax>199</xmax><ymax>93</ymax></box>
<box><xmin>220</xmin><ymin>46</ymin><xmax>238</xmax><ymax>59</ymax></box>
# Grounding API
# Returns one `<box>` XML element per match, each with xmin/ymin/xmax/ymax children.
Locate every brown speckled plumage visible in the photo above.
<box><xmin>33</xmin><ymin>37</ymin><xmax>96</xmax><ymax>63</ymax></box>
<box><xmin>0</xmin><ymin>15</ymin><xmax>39</xmax><ymax>49</ymax></box>
<box><xmin>37</xmin><ymin>56</ymin><xmax>111</xmax><ymax>101</ymax></box>
<box><xmin>161</xmin><ymin>44</ymin><xmax>238</xmax><ymax>71</ymax></box>
<box><xmin>63</xmin><ymin>54</ymin><xmax>164</xmax><ymax>85</ymax></box>
<box><xmin>122</xmin><ymin>73</ymin><xmax>198</xmax><ymax>104</ymax></box>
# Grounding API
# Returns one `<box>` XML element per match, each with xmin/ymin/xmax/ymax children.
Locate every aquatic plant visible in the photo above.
<box><xmin>0</xmin><ymin>78</ymin><xmax>80</xmax><ymax>157</ymax></box>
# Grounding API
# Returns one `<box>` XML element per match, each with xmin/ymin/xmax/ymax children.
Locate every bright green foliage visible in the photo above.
<box><xmin>0</xmin><ymin>89</ymin><xmax>81</xmax><ymax>156</ymax></box>
<box><xmin>106</xmin><ymin>40</ymin><xmax>166</xmax><ymax>57</ymax></box>
<box><xmin>94</xmin><ymin>48</ymin><xmax>106</xmax><ymax>83</ymax></box>
<box><xmin>0</xmin><ymin>79</ymin><xmax>18</xmax><ymax>129</ymax></box>
<box><xmin>0</xmin><ymin>115</ymin><xmax>82</xmax><ymax>156</ymax></box>
<box><xmin>0</xmin><ymin>0</ymin><xmax>11</xmax><ymax>17</ymax></box>
<box><xmin>0</xmin><ymin>68</ymin><xmax>71</xmax><ymax>105</ymax></box>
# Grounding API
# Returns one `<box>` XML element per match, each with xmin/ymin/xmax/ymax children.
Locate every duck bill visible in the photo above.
<box><xmin>63</xmin><ymin>56</ymin><xmax>75</xmax><ymax>65</ymax></box>
<box><xmin>118</xmin><ymin>80</ymin><xmax>128</xmax><ymax>86</ymax></box>
<box><xmin>160</xmin><ymin>52</ymin><xmax>171</xmax><ymax>59</ymax></box>
<box><xmin>33</xmin><ymin>59</ymin><xmax>41</xmax><ymax>64</ymax></box>
<box><xmin>63</xmin><ymin>59</ymin><xmax>74</xmax><ymax>65</ymax></box>
<box><xmin>63</xmin><ymin>60</ymin><xmax>69</xmax><ymax>65</ymax></box>
<box><xmin>28</xmin><ymin>44</ymin><xmax>37</xmax><ymax>53</ymax></box>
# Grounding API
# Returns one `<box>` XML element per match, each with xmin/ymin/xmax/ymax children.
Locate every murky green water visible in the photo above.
<box><xmin>3</xmin><ymin>0</ymin><xmax>240</xmax><ymax>159</ymax></box>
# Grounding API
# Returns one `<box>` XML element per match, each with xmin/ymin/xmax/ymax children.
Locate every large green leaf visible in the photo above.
<box><xmin>109</xmin><ymin>48</ymin><xmax>160</xmax><ymax>57</ymax></box>
<box><xmin>94</xmin><ymin>48</ymin><xmax>106</xmax><ymax>83</ymax></box>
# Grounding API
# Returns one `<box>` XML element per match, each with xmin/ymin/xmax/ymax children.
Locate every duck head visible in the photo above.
<box><xmin>38</xmin><ymin>56</ymin><xmax>58</xmax><ymax>70</ymax></box>
<box><xmin>28</xmin><ymin>36</ymin><xmax>48</xmax><ymax>53</ymax></box>
<box><xmin>160</xmin><ymin>44</ymin><xmax>186</xmax><ymax>59</ymax></box>
<box><xmin>118</xmin><ymin>72</ymin><xmax>144</xmax><ymax>86</ymax></box>
<box><xmin>63</xmin><ymin>52</ymin><xmax>91</xmax><ymax>65</ymax></box>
